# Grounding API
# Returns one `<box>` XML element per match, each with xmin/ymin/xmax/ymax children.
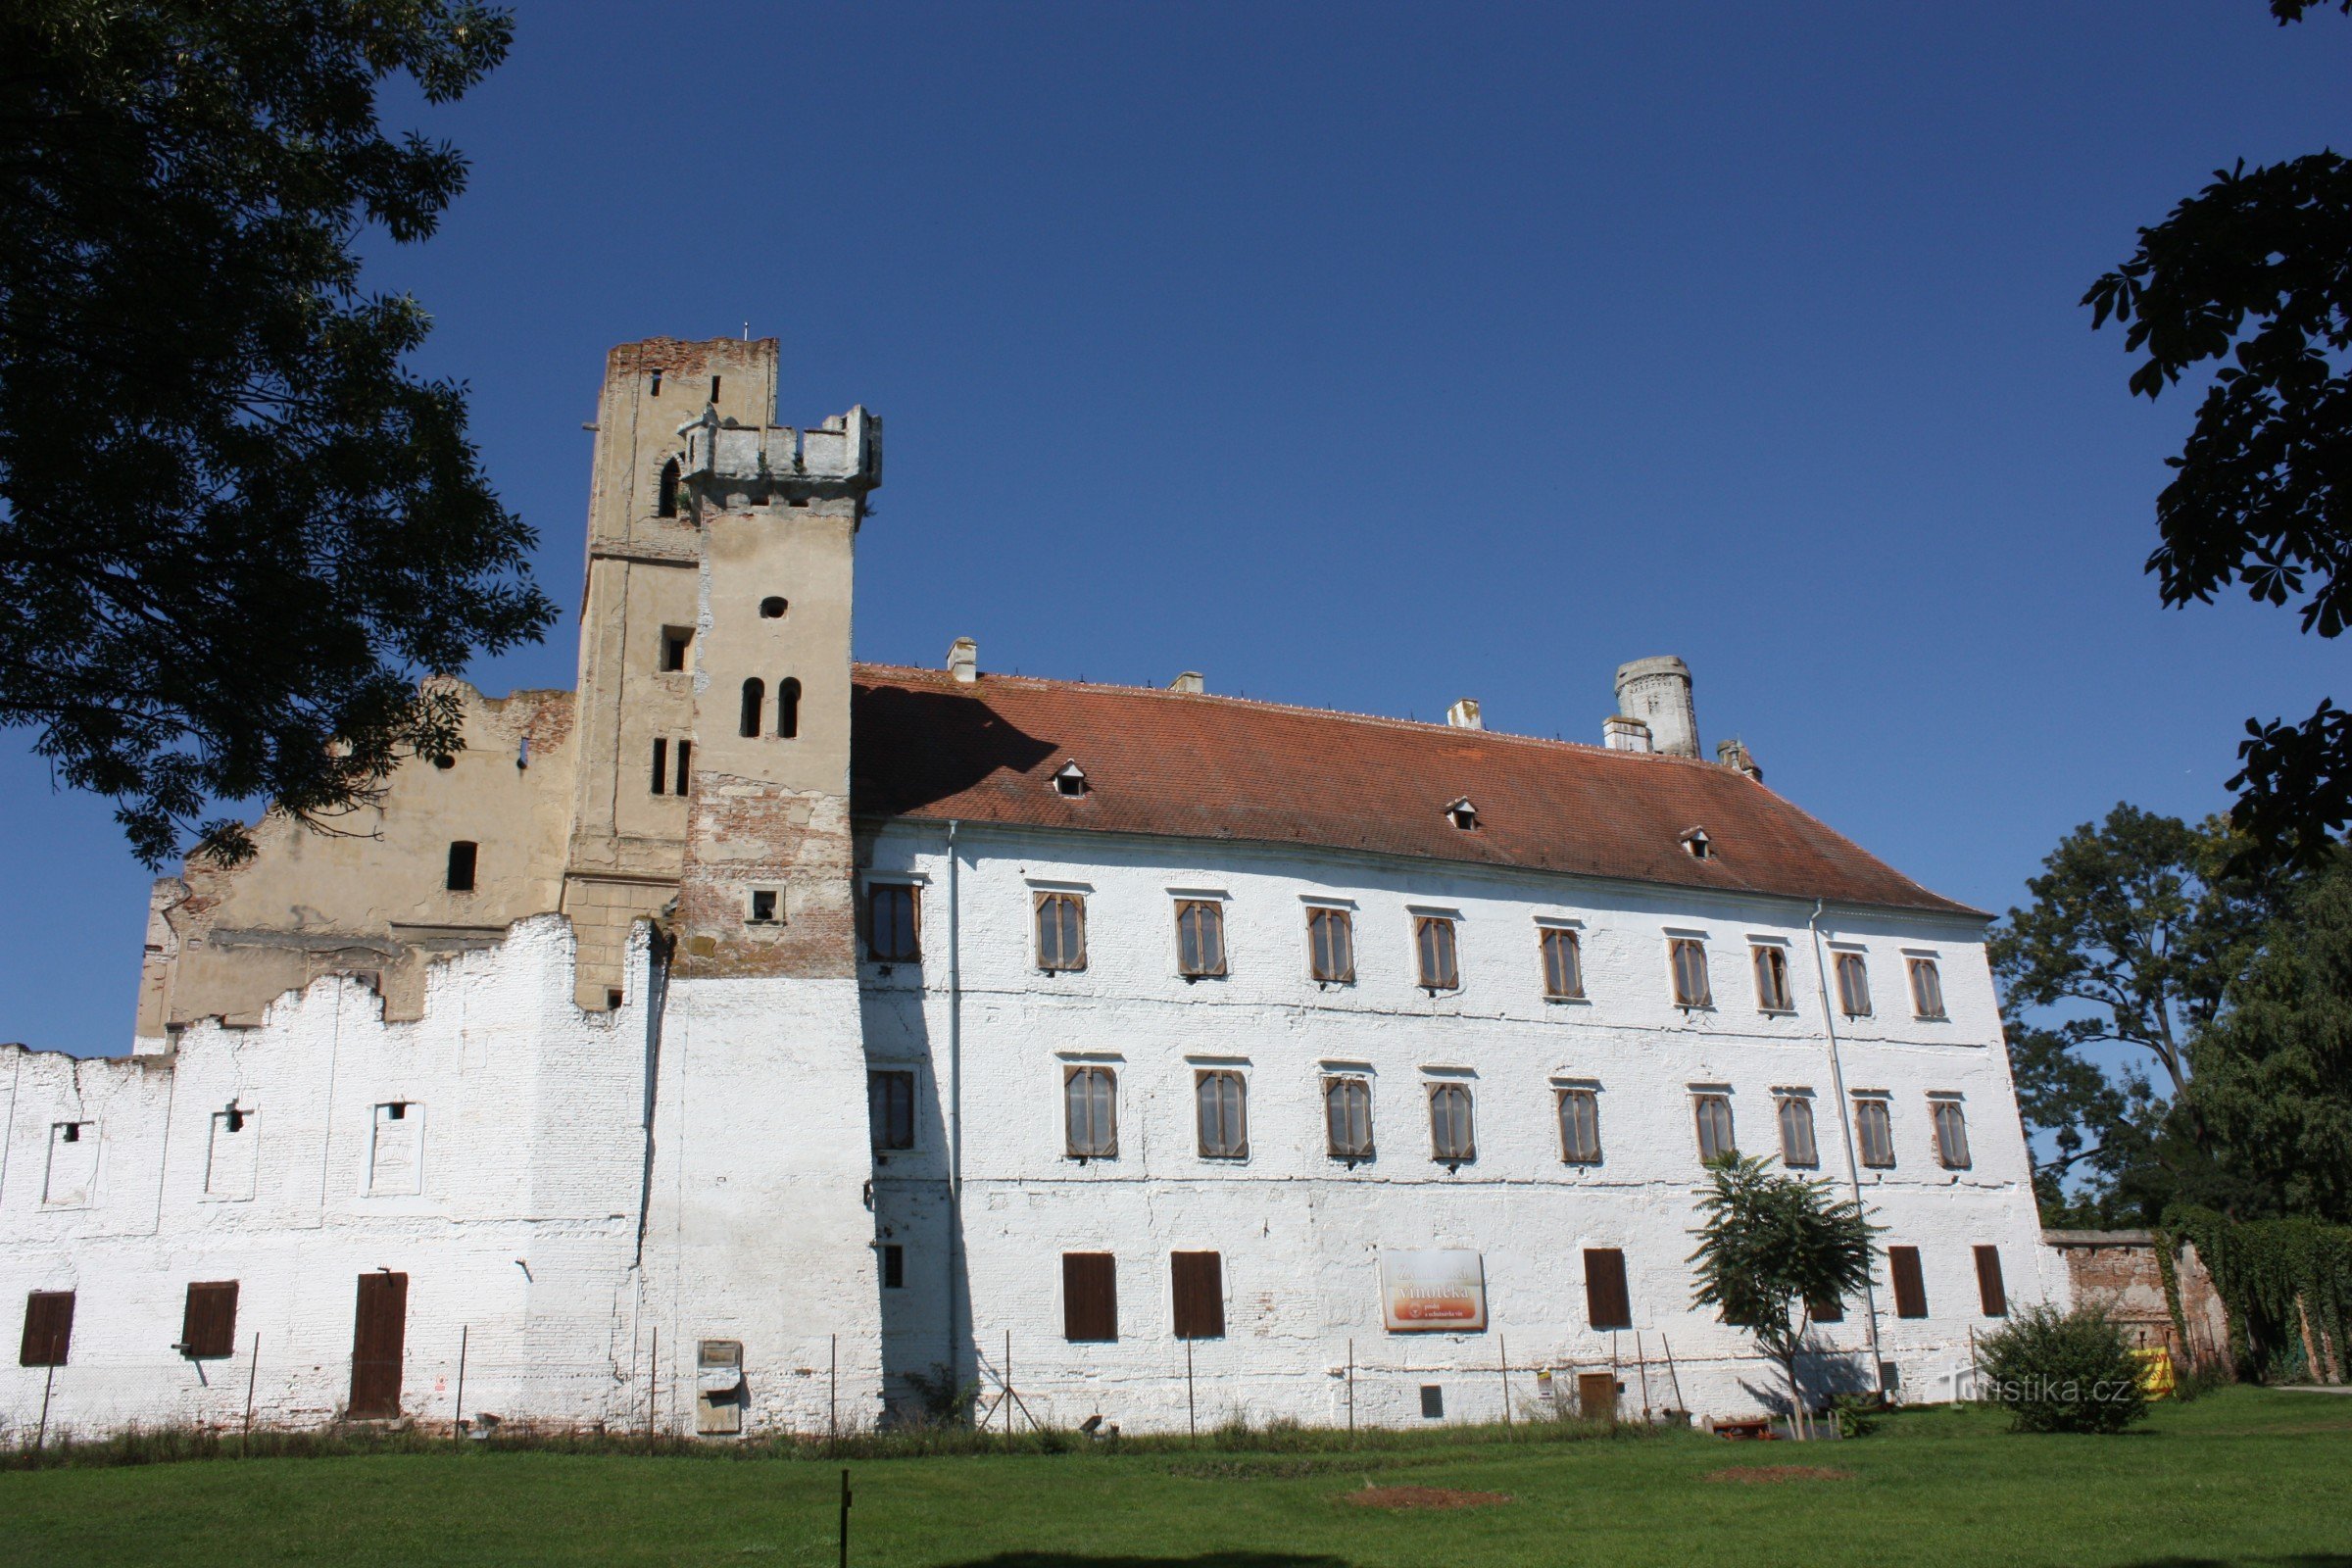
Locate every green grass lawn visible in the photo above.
<box><xmin>2</xmin><ymin>1388</ymin><xmax>2346</xmax><ymax>1568</ymax></box>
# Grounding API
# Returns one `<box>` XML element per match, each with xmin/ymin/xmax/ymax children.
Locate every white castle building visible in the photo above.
<box><xmin>0</xmin><ymin>338</ymin><xmax>2057</xmax><ymax>1439</ymax></box>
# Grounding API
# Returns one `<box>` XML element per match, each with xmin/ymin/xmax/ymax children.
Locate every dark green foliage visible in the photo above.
<box><xmin>2167</xmin><ymin>1207</ymin><xmax>2352</xmax><ymax>1382</ymax></box>
<box><xmin>0</xmin><ymin>1</ymin><xmax>553</xmax><ymax>866</ymax></box>
<box><xmin>1688</xmin><ymin>1154</ymin><xmax>1878</xmax><ymax>1419</ymax></box>
<box><xmin>1976</xmin><ymin>1305</ymin><xmax>2150</xmax><ymax>1435</ymax></box>
<box><xmin>2083</xmin><ymin>3</ymin><xmax>2352</xmax><ymax>873</ymax></box>
<box><xmin>1827</xmin><ymin>1394</ymin><xmax>1881</xmax><ymax>1439</ymax></box>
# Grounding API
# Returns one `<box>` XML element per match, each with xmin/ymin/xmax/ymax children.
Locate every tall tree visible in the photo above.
<box><xmin>0</xmin><ymin>1</ymin><xmax>553</xmax><ymax>867</ymax></box>
<box><xmin>1688</xmin><ymin>1154</ymin><xmax>1878</xmax><ymax>1432</ymax></box>
<box><xmin>2082</xmin><ymin>1</ymin><xmax>2352</xmax><ymax>871</ymax></box>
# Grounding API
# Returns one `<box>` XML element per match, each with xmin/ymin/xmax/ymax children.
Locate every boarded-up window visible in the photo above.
<box><xmin>1974</xmin><ymin>1246</ymin><xmax>2008</xmax><ymax>1318</ymax></box>
<box><xmin>1176</xmin><ymin>901</ymin><xmax>1227</xmax><ymax>978</ymax></box>
<box><xmin>1583</xmin><ymin>1249</ymin><xmax>1632</xmax><ymax>1330</ymax></box>
<box><xmin>1670</xmin><ymin>939</ymin><xmax>1712</xmax><ymax>1008</ymax></box>
<box><xmin>1541</xmin><ymin>927</ymin><xmax>1584</xmax><ymax>999</ymax></box>
<box><xmin>1036</xmin><ymin>892</ymin><xmax>1087</xmax><ymax>972</ymax></box>
<box><xmin>349</xmin><ymin>1271</ymin><xmax>408</xmax><ymax>1418</ymax></box>
<box><xmin>1195</xmin><ymin>1070</ymin><xmax>1248</xmax><ymax>1158</ymax></box>
<box><xmin>867</xmin><ymin>884</ymin><xmax>920</xmax><ymax>962</ymax></box>
<box><xmin>180</xmin><ymin>1281</ymin><xmax>239</xmax><ymax>1359</ymax></box>
<box><xmin>1171</xmin><ymin>1251</ymin><xmax>1225</xmax><ymax>1340</ymax></box>
<box><xmin>43</xmin><ymin>1121</ymin><xmax>97</xmax><ymax>1206</ymax></box>
<box><xmin>1854</xmin><ymin>1098</ymin><xmax>1895</xmax><ymax>1169</ymax></box>
<box><xmin>1064</xmin><ymin>1065</ymin><xmax>1116</xmax><ymax>1159</ymax></box>
<box><xmin>19</xmin><ymin>1291</ymin><xmax>73</xmax><ymax>1367</ymax></box>
<box><xmin>1428</xmin><ymin>1083</ymin><xmax>1475</xmax><ymax>1164</ymax></box>
<box><xmin>868</xmin><ymin>1070</ymin><xmax>915</xmax><ymax>1152</ymax></box>
<box><xmin>1836</xmin><ymin>952</ymin><xmax>1873</xmax><ymax>1017</ymax></box>
<box><xmin>1307</xmin><ymin>906</ymin><xmax>1354</xmax><ymax>983</ymax></box>
<box><xmin>1062</xmin><ymin>1252</ymin><xmax>1116</xmax><ymax>1342</ymax></box>
<box><xmin>1752</xmin><ymin>945</ymin><xmax>1792</xmax><ymax>1010</ymax></box>
<box><xmin>1557</xmin><ymin>1088</ymin><xmax>1602</xmax><ymax>1165</ymax></box>
<box><xmin>1693</xmin><ymin>1093</ymin><xmax>1736</xmax><ymax>1162</ymax></box>
<box><xmin>1415</xmin><ymin>916</ymin><xmax>1459</xmax><ymax>991</ymax></box>
<box><xmin>1909</xmin><ymin>957</ymin><xmax>1947</xmax><ymax>1020</ymax></box>
<box><xmin>1888</xmin><ymin>1246</ymin><xmax>1929</xmax><ymax>1319</ymax></box>
<box><xmin>368</xmin><ymin>1102</ymin><xmax>422</xmax><ymax>1195</ymax></box>
<box><xmin>1933</xmin><ymin>1100</ymin><xmax>1972</xmax><ymax>1169</ymax></box>
<box><xmin>1777</xmin><ymin>1097</ymin><xmax>1819</xmax><ymax>1168</ymax></box>
<box><xmin>204</xmin><ymin>1105</ymin><xmax>258</xmax><ymax>1200</ymax></box>
<box><xmin>1325</xmin><ymin>1078</ymin><xmax>1373</xmax><ymax>1162</ymax></box>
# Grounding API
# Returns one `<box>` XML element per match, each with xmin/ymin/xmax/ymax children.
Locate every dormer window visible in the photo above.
<box><xmin>1680</xmin><ymin>827</ymin><xmax>1712</xmax><ymax>860</ymax></box>
<box><xmin>1446</xmin><ymin>798</ymin><xmax>1478</xmax><ymax>831</ymax></box>
<box><xmin>1054</xmin><ymin>762</ymin><xmax>1089</xmax><ymax>798</ymax></box>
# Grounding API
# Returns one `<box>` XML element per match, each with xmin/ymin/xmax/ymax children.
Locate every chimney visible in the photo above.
<box><xmin>1717</xmin><ymin>737</ymin><xmax>1763</xmax><ymax>781</ymax></box>
<box><xmin>1446</xmin><ymin>698</ymin><xmax>1483</xmax><ymax>731</ymax></box>
<box><xmin>1613</xmin><ymin>657</ymin><xmax>1698</xmax><ymax>758</ymax></box>
<box><xmin>1168</xmin><ymin>671</ymin><xmax>1205</xmax><ymax>695</ymax></box>
<box><xmin>1603</xmin><ymin>714</ymin><xmax>1653</xmax><ymax>753</ymax></box>
<box><xmin>947</xmin><ymin>637</ymin><xmax>978</xmax><ymax>684</ymax></box>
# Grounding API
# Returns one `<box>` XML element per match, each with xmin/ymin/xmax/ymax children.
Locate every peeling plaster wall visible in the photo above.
<box><xmin>861</xmin><ymin>821</ymin><xmax>2062</xmax><ymax>1428</ymax></box>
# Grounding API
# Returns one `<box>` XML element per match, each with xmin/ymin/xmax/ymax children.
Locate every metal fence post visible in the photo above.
<box><xmin>242</xmin><ymin>1333</ymin><xmax>260</xmax><ymax>1455</ymax></box>
<box><xmin>453</xmin><ymin>1325</ymin><xmax>468</xmax><ymax>1442</ymax></box>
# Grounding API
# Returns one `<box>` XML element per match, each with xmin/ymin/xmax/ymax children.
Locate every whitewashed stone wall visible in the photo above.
<box><xmin>860</xmin><ymin>822</ymin><xmax>2063</xmax><ymax>1430</ymax></box>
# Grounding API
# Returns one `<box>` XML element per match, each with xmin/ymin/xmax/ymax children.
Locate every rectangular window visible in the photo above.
<box><xmin>1557</xmin><ymin>1088</ymin><xmax>1602</xmax><ymax>1165</ymax></box>
<box><xmin>1307</xmin><ymin>906</ymin><xmax>1354</xmax><ymax>983</ymax></box>
<box><xmin>1171</xmin><ymin>1250</ymin><xmax>1226</xmax><ymax>1340</ymax></box>
<box><xmin>673</xmin><ymin>739</ymin><xmax>691</xmax><ymax>796</ymax></box>
<box><xmin>1854</xmin><ymin>1098</ymin><xmax>1896</xmax><ymax>1168</ymax></box>
<box><xmin>868</xmin><ymin>1070</ymin><xmax>915</xmax><ymax>1152</ymax></box>
<box><xmin>19</xmin><ymin>1291</ymin><xmax>74</xmax><ymax>1367</ymax></box>
<box><xmin>1693</xmin><ymin>1093</ymin><xmax>1737</xmax><ymax>1162</ymax></box>
<box><xmin>1540</xmin><ymin>927</ymin><xmax>1585</xmax><ymax>1000</ymax></box>
<box><xmin>368</xmin><ymin>1102</ymin><xmax>423</xmax><ymax>1195</ymax></box>
<box><xmin>661</xmin><ymin>627</ymin><xmax>693</xmax><ymax>672</ymax></box>
<box><xmin>1974</xmin><ymin>1246</ymin><xmax>2008</xmax><ymax>1317</ymax></box>
<box><xmin>1752</xmin><ymin>945</ymin><xmax>1791</xmax><ymax>1011</ymax></box>
<box><xmin>445</xmin><ymin>841</ymin><xmax>477</xmax><ymax>893</ymax></box>
<box><xmin>1324</xmin><ymin>1077</ymin><xmax>1374</xmax><ymax>1162</ymax></box>
<box><xmin>1583</xmin><ymin>1248</ymin><xmax>1633</xmax><ymax>1331</ymax></box>
<box><xmin>1909</xmin><ymin>957</ymin><xmax>1947</xmax><ymax>1020</ymax></box>
<box><xmin>748</xmin><ymin>889</ymin><xmax>778</xmax><ymax>924</ymax></box>
<box><xmin>1428</xmin><ymin>1082</ymin><xmax>1475</xmax><ymax>1163</ymax></box>
<box><xmin>1670</xmin><ymin>939</ymin><xmax>1712</xmax><ymax>1008</ymax></box>
<box><xmin>1064</xmin><ymin>1065</ymin><xmax>1117</xmax><ymax>1159</ymax></box>
<box><xmin>1195</xmin><ymin>1070</ymin><xmax>1248</xmax><ymax>1158</ymax></box>
<box><xmin>1888</xmin><ymin>1245</ymin><xmax>1929</xmax><ymax>1319</ymax></box>
<box><xmin>1176</xmin><ymin>901</ymin><xmax>1227</xmax><ymax>978</ymax></box>
<box><xmin>1062</xmin><ymin>1252</ymin><xmax>1117</xmax><ymax>1342</ymax></box>
<box><xmin>651</xmin><ymin>737</ymin><xmax>667</xmax><ymax>795</ymax></box>
<box><xmin>867</xmin><ymin>884</ymin><xmax>920</xmax><ymax>962</ymax></box>
<box><xmin>1414</xmin><ymin>916</ymin><xmax>1460</xmax><ymax>991</ymax></box>
<box><xmin>881</xmin><ymin>1245</ymin><xmax>906</xmax><ymax>1290</ymax></box>
<box><xmin>1777</xmin><ymin>1096</ymin><xmax>1819</xmax><ymax>1168</ymax></box>
<box><xmin>180</xmin><ymin>1281</ymin><xmax>240</xmax><ymax>1359</ymax></box>
<box><xmin>1036</xmin><ymin>892</ymin><xmax>1087</xmax><ymax>972</ymax></box>
<box><xmin>1933</xmin><ymin>1100</ymin><xmax>1972</xmax><ymax>1170</ymax></box>
<box><xmin>1835</xmin><ymin>952</ymin><xmax>1873</xmax><ymax>1017</ymax></box>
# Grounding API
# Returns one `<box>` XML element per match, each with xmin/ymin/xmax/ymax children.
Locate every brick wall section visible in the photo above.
<box><xmin>672</xmin><ymin>774</ymin><xmax>856</xmax><ymax>979</ymax></box>
<box><xmin>2045</xmin><ymin>1230</ymin><xmax>2231</xmax><ymax>1363</ymax></box>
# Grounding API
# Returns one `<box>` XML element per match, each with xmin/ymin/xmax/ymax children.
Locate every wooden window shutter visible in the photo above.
<box><xmin>1583</xmin><ymin>1248</ymin><xmax>1632</xmax><ymax>1330</ymax></box>
<box><xmin>1062</xmin><ymin>1252</ymin><xmax>1117</xmax><ymax>1342</ymax></box>
<box><xmin>1888</xmin><ymin>1246</ymin><xmax>1929</xmax><ymax>1319</ymax></box>
<box><xmin>19</xmin><ymin>1291</ymin><xmax>74</xmax><ymax>1367</ymax></box>
<box><xmin>1974</xmin><ymin>1246</ymin><xmax>2008</xmax><ymax>1318</ymax></box>
<box><xmin>180</xmin><ymin>1281</ymin><xmax>240</xmax><ymax>1359</ymax></box>
<box><xmin>1171</xmin><ymin>1251</ymin><xmax>1225</xmax><ymax>1340</ymax></box>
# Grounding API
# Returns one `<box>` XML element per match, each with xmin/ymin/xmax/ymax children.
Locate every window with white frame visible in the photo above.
<box><xmin>1557</xmin><ymin>1088</ymin><xmax>1602</xmax><ymax>1165</ymax></box>
<box><xmin>1063</xmin><ymin>1065</ymin><xmax>1116</xmax><ymax>1159</ymax></box>
<box><xmin>1195</xmin><ymin>1070</ymin><xmax>1248</xmax><ymax>1158</ymax></box>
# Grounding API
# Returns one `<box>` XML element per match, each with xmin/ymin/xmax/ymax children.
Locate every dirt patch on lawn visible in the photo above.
<box><xmin>1342</xmin><ymin>1486</ymin><xmax>1514</xmax><ymax>1510</ymax></box>
<box><xmin>1705</xmin><ymin>1465</ymin><xmax>1855</xmax><ymax>1484</ymax></box>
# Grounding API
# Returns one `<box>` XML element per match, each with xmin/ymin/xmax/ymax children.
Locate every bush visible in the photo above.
<box><xmin>1828</xmin><ymin>1394</ymin><xmax>1881</xmax><ymax>1439</ymax></box>
<box><xmin>1977</xmin><ymin>1304</ymin><xmax>2149</xmax><ymax>1434</ymax></box>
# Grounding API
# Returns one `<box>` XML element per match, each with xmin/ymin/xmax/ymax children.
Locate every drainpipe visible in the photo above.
<box><xmin>945</xmin><ymin>820</ymin><xmax>964</xmax><ymax>1403</ymax></box>
<box><xmin>1809</xmin><ymin>899</ymin><xmax>1889</xmax><ymax>1399</ymax></box>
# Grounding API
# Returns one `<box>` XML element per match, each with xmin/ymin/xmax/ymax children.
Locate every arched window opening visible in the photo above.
<box><xmin>776</xmin><ymin>676</ymin><xmax>802</xmax><ymax>739</ymax></box>
<box><xmin>657</xmin><ymin>458</ymin><xmax>680</xmax><ymax>518</ymax></box>
<box><xmin>739</xmin><ymin>677</ymin><xmax>765</xmax><ymax>739</ymax></box>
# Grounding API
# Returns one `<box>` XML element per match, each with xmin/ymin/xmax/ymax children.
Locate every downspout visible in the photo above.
<box><xmin>945</xmin><ymin>820</ymin><xmax>965</xmax><ymax>1402</ymax></box>
<box><xmin>1809</xmin><ymin>898</ymin><xmax>1888</xmax><ymax>1398</ymax></box>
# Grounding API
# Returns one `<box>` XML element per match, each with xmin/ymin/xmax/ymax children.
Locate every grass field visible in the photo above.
<box><xmin>2</xmin><ymin>1388</ymin><xmax>2345</xmax><ymax>1567</ymax></box>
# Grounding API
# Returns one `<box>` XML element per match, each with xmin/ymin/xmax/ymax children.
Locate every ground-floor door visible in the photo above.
<box><xmin>1578</xmin><ymin>1371</ymin><xmax>1618</xmax><ymax>1422</ymax></box>
<box><xmin>349</xmin><ymin>1272</ymin><xmax>408</xmax><ymax>1419</ymax></box>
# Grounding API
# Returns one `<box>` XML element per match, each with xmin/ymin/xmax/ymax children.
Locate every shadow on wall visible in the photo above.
<box><xmin>865</xmin><ymin>954</ymin><xmax>972</xmax><ymax>1425</ymax></box>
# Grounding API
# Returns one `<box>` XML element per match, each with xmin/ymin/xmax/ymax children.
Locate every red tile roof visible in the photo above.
<box><xmin>850</xmin><ymin>665</ymin><xmax>1980</xmax><ymax>919</ymax></box>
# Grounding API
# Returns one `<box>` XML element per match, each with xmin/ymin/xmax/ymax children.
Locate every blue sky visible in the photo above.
<box><xmin>2</xmin><ymin>2</ymin><xmax>2343</xmax><ymax>1056</ymax></box>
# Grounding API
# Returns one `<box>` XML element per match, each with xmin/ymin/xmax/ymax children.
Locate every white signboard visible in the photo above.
<box><xmin>1380</xmin><ymin>1249</ymin><xmax>1488</xmax><ymax>1333</ymax></box>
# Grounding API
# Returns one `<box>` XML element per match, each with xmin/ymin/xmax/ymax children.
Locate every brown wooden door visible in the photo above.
<box><xmin>349</xmin><ymin>1272</ymin><xmax>408</xmax><ymax>1418</ymax></box>
<box><xmin>1578</xmin><ymin>1372</ymin><xmax>1618</xmax><ymax>1422</ymax></box>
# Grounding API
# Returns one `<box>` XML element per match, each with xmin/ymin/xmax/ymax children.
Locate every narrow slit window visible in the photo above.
<box><xmin>1670</xmin><ymin>938</ymin><xmax>1712</xmax><ymax>1008</ymax></box>
<box><xmin>1324</xmin><ymin>1078</ymin><xmax>1373</xmax><ymax>1162</ymax></box>
<box><xmin>1195</xmin><ymin>1070</ymin><xmax>1248</xmax><ymax>1158</ymax></box>
<box><xmin>739</xmin><ymin>678</ymin><xmax>765</xmax><ymax>738</ymax></box>
<box><xmin>651</xmin><ymin>737</ymin><xmax>668</xmax><ymax>795</ymax></box>
<box><xmin>776</xmin><ymin>677</ymin><xmax>801</xmax><ymax>739</ymax></box>
<box><xmin>867</xmin><ymin>884</ymin><xmax>920</xmax><ymax>962</ymax></box>
<box><xmin>1909</xmin><ymin>957</ymin><xmax>1948</xmax><ymax>1020</ymax></box>
<box><xmin>1836</xmin><ymin>952</ymin><xmax>1873</xmax><ymax>1017</ymax></box>
<box><xmin>1036</xmin><ymin>892</ymin><xmax>1086</xmax><ymax>972</ymax></box>
<box><xmin>1428</xmin><ymin>1083</ymin><xmax>1475</xmax><ymax>1164</ymax></box>
<box><xmin>1777</xmin><ymin>1096</ymin><xmax>1819</xmax><ymax>1168</ymax></box>
<box><xmin>649</xmin><ymin>368</ymin><xmax>663</xmax><ymax>396</ymax></box>
<box><xmin>710</xmin><ymin>375</ymin><xmax>721</xmax><ymax>404</ymax></box>
<box><xmin>1557</xmin><ymin>1088</ymin><xmax>1602</xmax><ymax>1165</ymax></box>
<box><xmin>881</xmin><ymin>1245</ymin><xmax>905</xmax><ymax>1290</ymax></box>
<box><xmin>1541</xmin><ymin>927</ymin><xmax>1584</xmax><ymax>1000</ymax></box>
<box><xmin>1752</xmin><ymin>945</ymin><xmax>1792</xmax><ymax>1011</ymax></box>
<box><xmin>673</xmin><ymin>739</ymin><xmax>691</xmax><ymax>796</ymax></box>
<box><xmin>1854</xmin><ymin>1097</ymin><xmax>1896</xmax><ymax>1168</ymax></box>
<box><xmin>1176</xmin><ymin>901</ymin><xmax>1226</xmax><ymax>978</ymax></box>
<box><xmin>1415</xmin><ymin>915</ymin><xmax>1459</xmax><ymax>992</ymax></box>
<box><xmin>1693</xmin><ymin>1093</ymin><xmax>1736</xmax><ymax>1162</ymax></box>
<box><xmin>445</xmin><ymin>841</ymin><xmax>477</xmax><ymax>893</ymax></box>
<box><xmin>1064</xmin><ymin>1065</ymin><xmax>1116</xmax><ymax>1158</ymax></box>
<box><xmin>1307</xmin><ymin>907</ymin><xmax>1354</xmax><ymax>983</ymax></box>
